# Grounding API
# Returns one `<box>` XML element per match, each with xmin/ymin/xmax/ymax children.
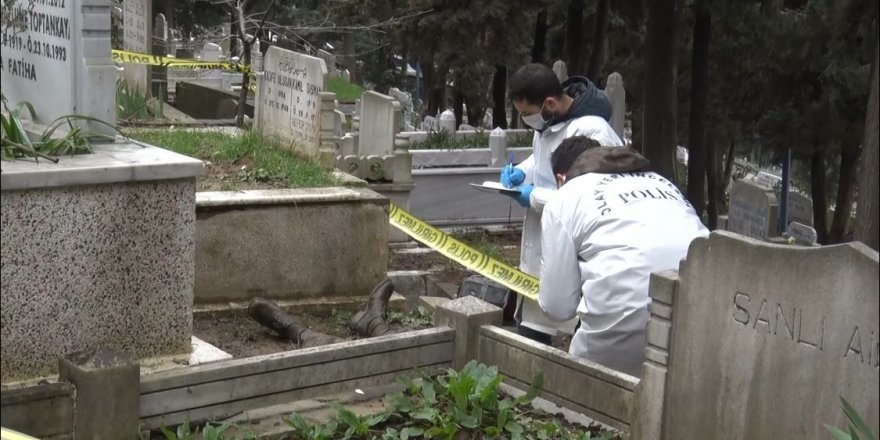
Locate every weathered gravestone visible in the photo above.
<box><xmin>151</xmin><ymin>13</ymin><xmax>168</xmax><ymax>99</ymax></box>
<box><xmin>756</xmin><ymin>171</ymin><xmax>782</xmax><ymax>190</ymax></box>
<box><xmin>317</xmin><ymin>49</ymin><xmax>336</xmax><ymax>75</ymax></box>
<box><xmin>552</xmin><ymin>59</ymin><xmax>569</xmax><ymax>83</ymax></box>
<box><xmin>0</xmin><ymin>0</ymin><xmax>116</xmax><ymax>135</ymax></box>
<box><xmin>201</xmin><ymin>42</ymin><xmax>222</xmax><ymax>61</ymax></box>
<box><xmin>255</xmin><ymin>46</ymin><xmax>327</xmax><ymax>156</ymax></box>
<box><xmin>787</xmin><ymin>221</ymin><xmax>818</xmax><ymax>246</ymax></box>
<box><xmin>605</xmin><ymin>72</ymin><xmax>626</xmax><ymax>140</ymax></box>
<box><xmin>727</xmin><ymin>180</ymin><xmax>779</xmax><ymax>240</ymax></box>
<box><xmin>122</xmin><ymin>0</ymin><xmax>151</xmax><ymax>93</ymax></box>
<box><xmin>358</xmin><ymin>91</ymin><xmax>401</xmax><ymax>156</ymax></box>
<box><xmin>788</xmin><ymin>192</ymin><xmax>814</xmax><ymax>226</ymax></box>
<box><xmin>633</xmin><ymin>231</ymin><xmax>879</xmax><ymax>439</ymax></box>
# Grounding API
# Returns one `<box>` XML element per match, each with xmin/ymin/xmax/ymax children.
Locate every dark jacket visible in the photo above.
<box><xmin>565</xmin><ymin>146</ymin><xmax>650</xmax><ymax>182</ymax></box>
<box><xmin>543</xmin><ymin>76</ymin><xmax>613</xmax><ymax>131</ymax></box>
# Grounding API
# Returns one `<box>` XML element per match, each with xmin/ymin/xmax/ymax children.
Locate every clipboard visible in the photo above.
<box><xmin>469</xmin><ymin>181</ymin><xmax>521</xmax><ymax>195</ymax></box>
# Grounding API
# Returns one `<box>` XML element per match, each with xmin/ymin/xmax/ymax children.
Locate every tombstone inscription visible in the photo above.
<box><xmin>255</xmin><ymin>46</ymin><xmax>327</xmax><ymax>155</ymax></box>
<box><xmin>0</xmin><ymin>0</ymin><xmax>116</xmax><ymax>134</ymax></box>
<box><xmin>647</xmin><ymin>232</ymin><xmax>879</xmax><ymax>439</ymax></box>
<box><xmin>122</xmin><ymin>0</ymin><xmax>151</xmax><ymax>93</ymax></box>
<box><xmin>726</xmin><ymin>180</ymin><xmax>778</xmax><ymax>240</ymax></box>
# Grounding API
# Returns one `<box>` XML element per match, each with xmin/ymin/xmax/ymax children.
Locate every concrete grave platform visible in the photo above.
<box><xmin>1</xmin><ymin>142</ymin><xmax>203</xmax><ymax>383</ymax></box>
<box><xmin>194</xmin><ymin>188</ymin><xmax>389</xmax><ymax>304</ymax></box>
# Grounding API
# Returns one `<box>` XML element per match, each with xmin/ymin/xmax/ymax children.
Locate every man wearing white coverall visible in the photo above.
<box><xmin>539</xmin><ymin>136</ymin><xmax>708</xmax><ymax>376</ymax></box>
<box><xmin>503</xmin><ymin>63</ymin><xmax>623</xmax><ymax>344</ymax></box>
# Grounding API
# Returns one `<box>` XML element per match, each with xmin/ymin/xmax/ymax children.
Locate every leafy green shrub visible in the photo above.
<box><xmin>825</xmin><ymin>398</ymin><xmax>877</xmax><ymax>440</ymax></box>
<box><xmin>1</xmin><ymin>93</ymin><xmax>117</xmax><ymax>161</ymax></box>
<box><xmin>117</xmin><ymin>79</ymin><xmax>164</xmax><ymax>121</ymax></box>
<box><xmin>285</xmin><ymin>361</ymin><xmax>619</xmax><ymax>440</ymax></box>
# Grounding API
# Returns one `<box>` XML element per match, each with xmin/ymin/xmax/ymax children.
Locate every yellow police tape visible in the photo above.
<box><xmin>111</xmin><ymin>49</ymin><xmax>252</xmax><ymax>73</ymax></box>
<box><xmin>0</xmin><ymin>428</ymin><xmax>38</xmax><ymax>440</ymax></box>
<box><xmin>112</xmin><ymin>49</ymin><xmax>256</xmax><ymax>91</ymax></box>
<box><xmin>388</xmin><ymin>203</ymin><xmax>539</xmax><ymax>301</ymax></box>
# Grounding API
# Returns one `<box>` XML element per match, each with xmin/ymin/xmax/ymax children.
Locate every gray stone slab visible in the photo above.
<box><xmin>122</xmin><ymin>0</ymin><xmax>152</xmax><ymax>93</ymax></box>
<box><xmin>358</xmin><ymin>91</ymin><xmax>401</xmax><ymax>156</ymax></box>
<box><xmin>411</xmin><ymin>167</ymin><xmax>527</xmax><ymax>226</ymax></box>
<box><xmin>787</xmin><ymin>221</ymin><xmax>818</xmax><ymax>245</ymax></box>
<box><xmin>0</xmin><ymin>382</ymin><xmax>74</xmax><ymax>438</ymax></box>
<box><xmin>788</xmin><ymin>191</ymin><xmax>814</xmax><ymax>226</ymax></box>
<box><xmin>659</xmin><ymin>231</ymin><xmax>879</xmax><ymax>439</ymax></box>
<box><xmin>1</xmin><ymin>177</ymin><xmax>197</xmax><ymax>382</ymax></box>
<box><xmin>727</xmin><ymin>180</ymin><xmax>778</xmax><ymax>239</ymax></box>
<box><xmin>255</xmin><ymin>47</ymin><xmax>327</xmax><ymax>156</ymax></box>
<box><xmin>59</xmin><ymin>350</ymin><xmax>140</xmax><ymax>440</ymax></box>
<box><xmin>0</xmin><ymin>142</ymin><xmax>203</xmax><ymax>191</ymax></box>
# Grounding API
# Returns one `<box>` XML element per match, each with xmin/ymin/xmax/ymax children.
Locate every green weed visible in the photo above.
<box><xmin>129</xmin><ymin>129</ymin><xmax>336</xmax><ymax>188</ymax></box>
<box><xmin>327</xmin><ymin>76</ymin><xmax>366</xmax><ymax>102</ymax></box>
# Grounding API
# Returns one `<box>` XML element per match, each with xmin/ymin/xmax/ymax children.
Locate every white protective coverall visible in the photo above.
<box><xmin>514</xmin><ymin>116</ymin><xmax>623</xmax><ymax>335</ymax></box>
<box><xmin>539</xmin><ymin>170</ymin><xmax>709</xmax><ymax>377</ymax></box>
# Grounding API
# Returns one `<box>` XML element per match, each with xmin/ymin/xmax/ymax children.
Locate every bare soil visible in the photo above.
<box><xmin>197</xmin><ymin>159</ymin><xmax>285</xmax><ymax>192</ymax></box>
<box><xmin>193</xmin><ymin>310</ymin><xmax>432</xmax><ymax>358</ymax></box>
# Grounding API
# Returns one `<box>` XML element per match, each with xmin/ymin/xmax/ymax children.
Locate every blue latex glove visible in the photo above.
<box><xmin>512</xmin><ymin>184</ymin><xmax>534</xmax><ymax>208</ymax></box>
<box><xmin>500</xmin><ymin>165</ymin><xmax>525</xmax><ymax>188</ymax></box>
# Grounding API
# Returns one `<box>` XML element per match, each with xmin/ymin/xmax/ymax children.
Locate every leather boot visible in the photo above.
<box><xmin>248</xmin><ymin>298</ymin><xmax>343</xmax><ymax>347</ymax></box>
<box><xmin>351</xmin><ymin>278</ymin><xmax>394</xmax><ymax>337</ymax></box>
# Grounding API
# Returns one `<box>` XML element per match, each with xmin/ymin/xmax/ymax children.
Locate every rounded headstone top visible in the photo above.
<box><xmin>607</xmin><ymin>72</ymin><xmax>623</xmax><ymax>86</ymax></box>
<box><xmin>439</xmin><ymin>109</ymin><xmax>456</xmax><ymax>132</ymax></box>
<box><xmin>490</xmin><ymin>127</ymin><xmax>505</xmax><ymax>136</ymax></box>
<box><xmin>440</xmin><ymin>109</ymin><xmax>455</xmax><ymax>120</ymax></box>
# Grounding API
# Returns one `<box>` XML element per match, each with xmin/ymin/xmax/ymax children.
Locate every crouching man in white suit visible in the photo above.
<box><xmin>538</xmin><ymin>136</ymin><xmax>709</xmax><ymax>377</ymax></box>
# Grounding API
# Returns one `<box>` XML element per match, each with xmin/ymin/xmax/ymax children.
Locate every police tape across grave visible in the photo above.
<box><xmin>111</xmin><ymin>49</ymin><xmax>252</xmax><ymax>73</ymax></box>
<box><xmin>388</xmin><ymin>203</ymin><xmax>539</xmax><ymax>301</ymax></box>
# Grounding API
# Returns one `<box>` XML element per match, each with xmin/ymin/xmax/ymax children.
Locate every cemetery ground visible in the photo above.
<box><xmin>129</xmin><ymin>129</ymin><xmax>336</xmax><ymax>191</ymax></box>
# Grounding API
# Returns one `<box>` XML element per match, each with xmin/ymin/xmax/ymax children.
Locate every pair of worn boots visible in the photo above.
<box><xmin>248</xmin><ymin>278</ymin><xmax>395</xmax><ymax>348</ymax></box>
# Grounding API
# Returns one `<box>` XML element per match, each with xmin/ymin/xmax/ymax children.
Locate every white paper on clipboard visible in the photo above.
<box><xmin>469</xmin><ymin>181</ymin><xmax>521</xmax><ymax>195</ymax></box>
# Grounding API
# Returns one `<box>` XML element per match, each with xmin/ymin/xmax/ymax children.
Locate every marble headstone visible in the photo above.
<box><xmin>255</xmin><ymin>46</ymin><xmax>327</xmax><ymax>155</ymax></box>
<box><xmin>0</xmin><ymin>0</ymin><xmax>116</xmax><ymax>135</ymax></box>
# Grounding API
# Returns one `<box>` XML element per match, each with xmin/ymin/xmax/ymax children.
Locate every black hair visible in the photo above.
<box><xmin>509</xmin><ymin>63</ymin><xmax>564</xmax><ymax>106</ymax></box>
<box><xmin>551</xmin><ymin>136</ymin><xmax>601</xmax><ymax>175</ymax></box>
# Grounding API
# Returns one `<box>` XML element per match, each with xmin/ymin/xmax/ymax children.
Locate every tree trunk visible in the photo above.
<box><xmin>235</xmin><ymin>43</ymin><xmax>252</xmax><ymax>127</ymax></box>
<box><xmin>531</xmin><ymin>8</ymin><xmax>548</xmax><ymax>64</ymax></box>
<box><xmin>828</xmin><ymin>141</ymin><xmax>860</xmax><ymax>243</ymax></box>
<box><xmin>453</xmin><ymin>86</ymin><xmax>464</xmax><ymax>128</ymax></box>
<box><xmin>343</xmin><ymin>33</ymin><xmax>357</xmax><ymax>83</ymax></box>
<box><xmin>854</xmin><ymin>42</ymin><xmax>879</xmax><ymax>250</ymax></box>
<box><xmin>810</xmin><ymin>150</ymin><xmax>830</xmax><ymax>244</ymax></box>
<box><xmin>229</xmin><ymin>12</ymin><xmax>239</xmax><ymax>56</ymax></box>
<box><xmin>564</xmin><ymin>0</ymin><xmax>585</xmax><ymax>75</ymax></box>
<box><xmin>492</xmin><ymin>65</ymin><xmax>508</xmax><ymax>129</ymax></box>
<box><xmin>586</xmin><ymin>0</ymin><xmax>611</xmax><ymax>82</ymax></box>
<box><xmin>465</xmin><ymin>97</ymin><xmax>484</xmax><ymax>128</ymax></box>
<box><xmin>686</xmin><ymin>0</ymin><xmax>710</xmax><ymax>217</ymax></box>
<box><xmin>717</xmin><ymin>140</ymin><xmax>735</xmax><ymax>215</ymax></box>
<box><xmin>510</xmin><ymin>104</ymin><xmax>521</xmax><ymax>129</ymax></box>
<box><xmin>642</xmin><ymin>0</ymin><xmax>679</xmax><ymax>182</ymax></box>
<box><xmin>706</xmin><ymin>135</ymin><xmax>719</xmax><ymax>229</ymax></box>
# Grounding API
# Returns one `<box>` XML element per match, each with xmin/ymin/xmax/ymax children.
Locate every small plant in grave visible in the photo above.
<box><xmin>387</xmin><ymin>306</ymin><xmax>433</xmax><ymax>329</ymax></box>
<box><xmin>285</xmin><ymin>361</ymin><xmax>620</xmax><ymax>440</ymax></box>
<box><xmin>825</xmin><ymin>397</ymin><xmax>877</xmax><ymax>440</ymax></box>
<box><xmin>1</xmin><ymin>92</ymin><xmax>120</xmax><ymax>161</ymax></box>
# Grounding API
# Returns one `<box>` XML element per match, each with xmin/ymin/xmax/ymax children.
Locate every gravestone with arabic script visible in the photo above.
<box><xmin>255</xmin><ymin>46</ymin><xmax>327</xmax><ymax>156</ymax></box>
<box><xmin>122</xmin><ymin>0</ymin><xmax>151</xmax><ymax>93</ymax></box>
<box><xmin>0</xmin><ymin>0</ymin><xmax>116</xmax><ymax>135</ymax></box>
